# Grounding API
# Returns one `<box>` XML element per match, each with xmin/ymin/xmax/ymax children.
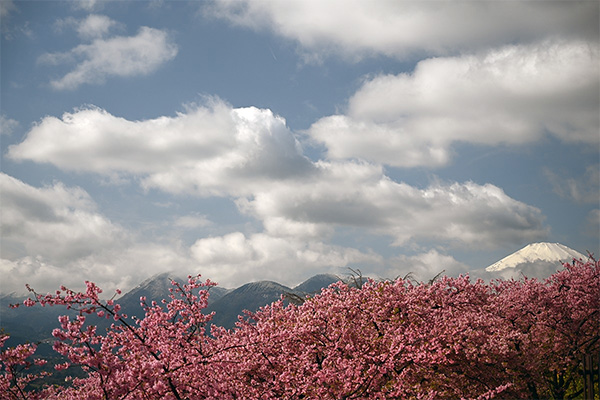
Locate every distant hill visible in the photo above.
<box><xmin>0</xmin><ymin>273</ymin><xmax>342</xmax><ymax>345</ymax></box>
<box><xmin>206</xmin><ymin>281</ymin><xmax>294</xmax><ymax>329</ymax></box>
<box><xmin>207</xmin><ymin>274</ymin><xmax>343</xmax><ymax>329</ymax></box>
<box><xmin>294</xmin><ymin>273</ymin><xmax>340</xmax><ymax>294</ymax></box>
<box><xmin>0</xmin><ymin>293</ymin><xmax>75</xmax><ymax>353</ymax></box>
<box><xmin>107</xmin><ymin>273</ymin><xmax>342</xmax><ymax>330</ymax></box>
<box><xmin>113</xmin><ymin>273</ymin><xmax>230</xmax><ymax>321</ymax></box>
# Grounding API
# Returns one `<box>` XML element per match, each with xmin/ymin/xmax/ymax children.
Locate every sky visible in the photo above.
<box><xmin>1</xmin><ymin>0</ymin><xmax>598</xmax><ymax>296</ymax></box>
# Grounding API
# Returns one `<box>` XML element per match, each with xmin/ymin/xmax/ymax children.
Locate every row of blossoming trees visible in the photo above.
<box><xmin>1</xmin><ymin>258</ymin><xmax>598</xmax><ymax>399</ymax></box>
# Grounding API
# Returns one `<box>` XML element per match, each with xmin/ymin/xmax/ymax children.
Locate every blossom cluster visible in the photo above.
<box><xmin>1</xmin><ymin>259</ymin><xmax>598</xmax><ymax>399</ymax></box>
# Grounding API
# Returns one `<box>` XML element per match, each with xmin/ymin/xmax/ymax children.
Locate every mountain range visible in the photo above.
<box><xmin>0</xmin><ymin>273</ymin><xmax>341</xmax><ymax>345</ymax></box>
<box><xmin>114</xmin><ymin>273</ymin><xmax>341</xmax><ymax>329</ymax></box>
<box><xmin>1</xmin><ymin>242</ymin><xmax>587</xmax><ymax>344</ymax></box>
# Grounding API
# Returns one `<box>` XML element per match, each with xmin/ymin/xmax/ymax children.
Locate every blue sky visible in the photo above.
<box><xmin>1</xmin><ymin>0</ymin><xmax>598</xmax><ymax>295</ymax></box>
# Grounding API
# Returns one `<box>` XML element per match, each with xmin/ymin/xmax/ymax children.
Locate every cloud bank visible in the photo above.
<box><xmin>6</xmin><ymin>1</ymin><xmax>595</xmax><ymax>295</ymax></box>
<box><xmin>308</xmin><ymin>40</ymin><xmax>599</xmax><ymax>167</ymax></box>
<box><xmin>8</xmin><ymin>100</ymin><xmax>314</xmax><ymax>196</ymax></box>
<box><xmin>238</xmin><ymin>164</ymin><xmax>548</xmax><ymax>248</ymax></box>
<box><xmin>207</xmin><ymin>0</ymin><xmax>598</xmax><ymax>61</ymax></box>
<box><xmin>0</xmin><ymin>173</ymin><xmax>379</xmax><ymax>294</ymax></box>
<box><xmin>1</xmin><ymin>167</ymin><xmax>540</xmax><ymax>295</ymax></box>
<box><xmin>7</xmin><ymin>102</ymin><xmax>548</xmax><ymax>257</ymax></box>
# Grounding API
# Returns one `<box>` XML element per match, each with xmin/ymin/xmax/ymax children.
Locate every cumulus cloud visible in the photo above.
<box><xmin>239</xmin><ymin>161</ymin><xmax>548</xmax><ymax>249</ymax></box>
<box><xmin>207</xmin><ymin>0</ymin><xmax>598</xmax><ymax>61</ymax></box>
<box><xmin>0</xmin><ymin>172</ymin><xmax>385</xmax><ymax>293</ymax></box>
<box><xmin>0</xmin><ymin>173</ymin><xmax>126</xmax><ymax>293</ymax></box>
<box><xmin>0</xmin><ymin>173</ymin><xmax>198</xmax><ymax>295</ymax></box>
<box><xmin>190</xmin><ymin>231</ymin><xmax>382</xmax><ymax>287</ymax></box>
<box><xmin>5</xmin><ymin>99</ymin><xmax>552</xmax><ymax>289</ymax></box>
<box><xmin>38</xmin><ymin>26</ymin><xmax>177</xmax><ymax>90</ymax></box>
<box><xmin>309</xmin><ymin>40</ymin><xmax>599</xmax><ymax>167</ymax></box>
<box><xmin>0</xmin><ymin>173</ymin><xmax>125</xmax><ymax>263</ymax></box>
<box><xmin>8</xmin><ymin>101</ymin><xmax>548</xmax><ymax>253</ymax></box>
<box><xmin>8</xmin><ymin>100</ymin><xmax>315</xmax><ymax>196</ymax></box>
<box><xmin>0</xmin><ymin>165</ymin><xmax>548</xmax><ymax>295</ymax></box>
<box><xmin>0</xmin><ymin>243</ymin><xmax>192</xmax><ymax>298</ymax></box>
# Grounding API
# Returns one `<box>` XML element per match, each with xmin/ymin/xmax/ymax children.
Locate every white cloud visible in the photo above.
<box><xmin>8</xmin><ymin>101</ymin><xmax>548</xmax><ymax>253</ymax></box>
<box><xmin>8</xmin><ymin>100</ymin><xmax>315</xmax><ymax>197</ymax></box>
<box><xmin>190</xmin><ymin>231</ymin><xmax>381</xmax><ymax>287</ymax></box>
<box><xmin>239</xmin><ymin>161</ymin><xmax>548</xmax><ymax>249</ymax></box>
<box><xmin>2</xmin><ymin>105</ymin><xmax>551</xmax><ymax>293</ymax></box>
<box><xmin>0</xmin><ymin>115</ymin><xmax>19</xmax><ymax>136</ymax></box>
<box><xmin>38</xmin><ymin>26</ymin><xmax>177</xmax><ymax>90</ymax></box>
<box><xmin>0</xmin><ymin>173</ymin><xmax>126</xmax><ymax>294</ymax></box>
<box><xmin>207</xmin><ymin>0</ymin><xmax>598</xmax><ymax>61</ymax></box>
<box><xmin>387</xmin><ymin>250</ymin><xmax>470</xmax><ymax>282</ymax></box>
<box><xmin>309</xmin><ymin>40</ymin><xmax>599</xmax><ymax>167</ymax></box>
<box><xmin>0</xmin><ymin>243</ymin><xmax>192</xmax><ymax>298</ymax></box>
<box><xmin>5</xmin><ymin>98</ymin><xmax>551</xmax><ymax>289</ymax></box>
<box><xmin>0</xmin><ymin>161</ymin><xmax>551</xmax><ymax>296</ymax></box>
<box><xmin>0</xmin><ymin>172</ymin><xmax>386</xmax><ymax>293</ymax></box>
<box><xmin>0</xmin><ymin>173</ymin><xmax>125</xmax><ymax>263</ymax></box>
<box><xmin>55</xmin><ymin>14</ymin><xmax>118</xmax><ymax>40</ymax></box>
<box><xmin>0</xmin><ymin>173</ymin><xmax>198</xmax><ymax>295</ymax></box>
<box><xmin>77</xmin><ymin>14</ymin><xmax>116</xmax><ymax>39</ymax></box>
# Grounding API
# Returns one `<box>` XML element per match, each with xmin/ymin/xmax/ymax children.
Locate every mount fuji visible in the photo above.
<box><xmin>486</xmin><ymin>242</ymin><xmax>586</xmax><ymax>271</ymax></box>
<box><xmin>482</xmin><ymin>242</ymin><xmax>587</xmax><ymax>280</ymax></box>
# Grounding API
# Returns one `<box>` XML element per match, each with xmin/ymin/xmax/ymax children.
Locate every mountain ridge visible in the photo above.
<box><xmin>0</xmin><ymin>273</ymin><xmax>342</xmax><ymax>345</ymax></box>
<box><xmin>1</xmin><ymin>244</ymin><xmax>590</xmax><ymax>345</ymax></box>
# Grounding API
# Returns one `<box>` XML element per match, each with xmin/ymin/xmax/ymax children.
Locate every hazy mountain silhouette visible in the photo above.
<box><xmin>0</xmin><ymin>273</ymin><xmax>342</xmax><ymax>344</ymax></box>
<box><xmin>0</xmin><ymin>293</ymin><xmax>75</xmax><ymax>353</ymax></box>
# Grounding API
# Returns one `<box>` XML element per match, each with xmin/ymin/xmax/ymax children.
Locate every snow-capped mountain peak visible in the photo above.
<box><xmin>486</xmin><ymin>242</ymin><xmax>586</xmax><ymax>272</ymax></box>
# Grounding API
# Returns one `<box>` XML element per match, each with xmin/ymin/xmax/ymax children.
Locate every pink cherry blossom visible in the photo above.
<box><xmin>1</xmin><ymin>259</ymin><xmax>598</xmax><ymax>399</ymax></box>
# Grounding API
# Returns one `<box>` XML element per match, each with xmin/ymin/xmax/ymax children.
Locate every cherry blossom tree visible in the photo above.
<box><xmin>1</xmin><ymin>258</ymin><xmax>598</xmax><ymax>399</ymax></box>
<box><xmin>0</xmin><ymin>335</ymin><xmax>49</xmax><ymax>400</ymax></box>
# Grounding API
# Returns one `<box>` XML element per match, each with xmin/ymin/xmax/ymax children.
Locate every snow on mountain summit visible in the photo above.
<box><xmin>486</xmin><ymin>242</ymin><xmax>586</xmax><ymax>272</ymax></box>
